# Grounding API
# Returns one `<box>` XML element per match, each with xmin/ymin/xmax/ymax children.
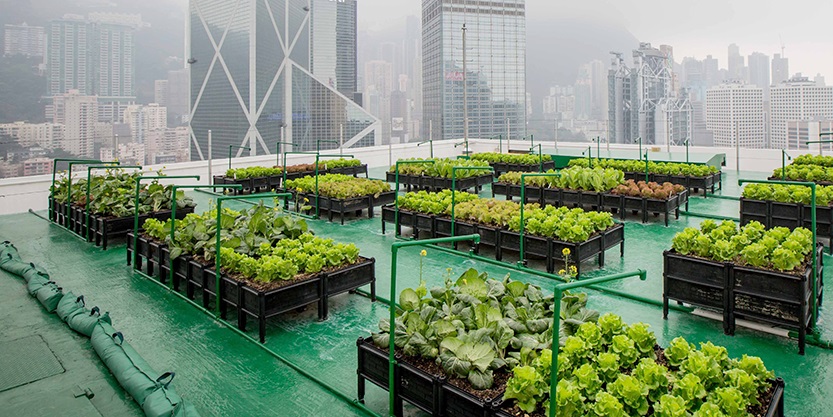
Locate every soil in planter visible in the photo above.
<box><xmin>391</xmin><ymin>347</ymin><xmax>510</xmax><ymax>402</ymax></box>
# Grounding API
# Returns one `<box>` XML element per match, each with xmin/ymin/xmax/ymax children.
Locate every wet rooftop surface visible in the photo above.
<box><xmin>0</xmin><ymin>167</ymin><xmax>830</xmax><ymax>416</ymax></box>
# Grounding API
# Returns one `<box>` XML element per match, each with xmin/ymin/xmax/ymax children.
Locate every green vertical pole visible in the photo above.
<box><xmin>636</xmin><ymin>137</ymin><xmax>642</xmax><ymax>161</ymax></box>
<box><xmin>388</xmin><ymin>234</ymin><xmax>480</xmax><ymax>416</ymax></box>
<box><xmin>393</xmin><ymin>160</ymin><xmax>436</xmax><ymax>237</ymax></box>
<box><xmin>518</xmin><ymin>173</ymin><xmax>560</xmax><ymax>266</ymax></box>
<box><xmin>85</xmin><ymin>165</ymin><xmax>141</xmax><ymax>241</ymax></box>
<box><xmin>131</xmin><ymin>176</ymin><xmax>200</xmax><ymax>267</ymax></box>
<box><xmin>451</xmin><ymin>166</ymin><xmax>493</xmax><ymax>238</ymax></box>
<box><xmin>684</xmin><ymin>139</ymin><xmax>690</xmax><ymax>164</ymax></box>
<box><xmin>50</xmin><ymin>159</ymin><xmax>105</xmax><ymax>223</ymax></box>
<box><xmin>644</xmin><ymin>152</ymin><xmax>650</xmax><ymax>183</ymax></box>
<box><xmin>548</xmin><ymin>270</ymin><xmax>646</xmax><ymax>417</ymax></box>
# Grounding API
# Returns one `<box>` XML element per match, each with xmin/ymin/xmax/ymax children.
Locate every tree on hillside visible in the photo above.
<box><xmin>0</xmin><ymin>56</ymin><xmax>46</xmax><ymax>123</ymax></box>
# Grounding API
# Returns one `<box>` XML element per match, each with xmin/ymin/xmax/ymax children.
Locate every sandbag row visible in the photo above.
<box><xmin>0</xmin><ymin>241</ymin><xmax>201</xmax><ymax>417</ymax></box>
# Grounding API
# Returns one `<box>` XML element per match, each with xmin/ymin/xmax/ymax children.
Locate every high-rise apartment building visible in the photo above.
<box><xmin>4</xmin><ymin>23</ymin><xmax>46</xmax><ymax>57</ymax></box>
<box><xmin>422</xmin><ymin>0</ymin><xmax>526</xmax><ymax>141</ymax></box>
<box><xmin>0</xmin><ymin>122</ymin><xmax>64</xmax><ymax>149</ymax></box>
<box><xmin>705</xmin><ymin>82</ymin><xmax>765</xmax><ymax>148</ymax></box>
<box><xmin>770</xmin><ymin>76</ymin><xmax>833</xmax><ymax>149</ymax></box>
<box><xmin>46</xmin><ymin>16</ymin><xmax>135</xmax><ymax>100</ymax></box>
<box><xmin>703</xmin><ymin>55</ymin><xmax>720</xmax><ymax>88</ymax></box>
<box><xmin>61</xmin><ymin>90</ymin><xmax>98</xmax><ymax>158</ymax></box>
<box><xmin>188</xmin><ymin>0</ymin><xmax>378</xmax><ymax>160</ymax></box>
<box><xmin>165</xmin><ymin>69</ymin><xmax>190</xmax><ymax>122</ymax></box>
<box><xmin>608</xmin><ymin>43</ymin><xmax>692</xmax><ymax>146</ymax></box>
<box><xmin>772</xmin><ymin>54</ymin><xmax>790</xmax><ymax>86</ymax></box>
<box><xmin>747</xmin><ymin>52</ymin><xmax>770</xmax><ymax>89</ymax></box>
<box><xmin>154</xmin><ymin>80</ymin><xmax>169</xmax><ymax>107</ymax></box>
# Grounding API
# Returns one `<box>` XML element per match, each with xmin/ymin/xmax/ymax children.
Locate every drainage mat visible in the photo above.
<box><xmin>0</xmin><ymin>335</ymin><xmax>65</xmax><ymax>392</ymax></box>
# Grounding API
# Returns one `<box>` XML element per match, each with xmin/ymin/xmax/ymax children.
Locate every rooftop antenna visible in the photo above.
<box><xmin>779</xmin><ymin>34</ymin><xmax>785</xmax><ymax>56</ymax></box>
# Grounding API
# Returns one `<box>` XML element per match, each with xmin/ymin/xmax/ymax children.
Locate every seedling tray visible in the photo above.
<box><xmin>663</xmin><ymin>245</ymin><xmax>823</xmax><ymax>354</ymax></box>
<box><xmin>356</xmin><ymin>337</ymin><xmax>502</xmax><ymax>417</ymax></box>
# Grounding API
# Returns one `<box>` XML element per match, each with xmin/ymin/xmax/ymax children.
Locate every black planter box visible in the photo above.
<box><xmin>212</xmin><ymin>175</ymin><xmax>254</xmax><ymax>195</ymax></box>
<box><xmin>615</xmin><ymin>171</ymin><xmax>721</xmax><ymax>195</ymax></box>
<box><xmin>493</xmin><ymin>185</ymin><xmax>684</xmax><ymax>226</ymax></box>
<box><xmin>384</xmin><ymin>208</ymin><xmax>625</xmax><ymax>276</ymax></box>
<box><xmin>295</xmin><ymin>190</ymin><xmax>397</xmax><ymax>224</ymax></box>
<box><xmin>385</xmin><ymin>172</ymin><xmax>493</xmax><ymax>192</ymax></box>
<box><xmin>125</xmin><ymin>234</ymin><xmax>189</xmax><ymax>292</ymax></box>
<box><xmin>87</xmin><ymin>207</ymin><xmax>195</xmax><ymax>250</ymax></box>
<box><xmin>329</xmin><ymin>164</ymin><xmax>368</xmax><ymax>177</ymax></box>
<box><xmin>663</xmin><ymin>246</ymin><xmax>823</xmax><ymax>354</ymax></box>
<box><xmin>740</xmin><ymin>199</ymin><xmax>833</xmax><ymax>249</ymax></box>
<box><xmin>188</xmin><ymin>257</ymin><xmax>375</xmax><ymax>343</ymax></box>
<box><xmin>356</xmin><ymin>337</ymin><xmax>500</xmax><ymax>417</ymax></box>
<box><xmin>488</xmin><ymin>160</ymin><xmax>556</xmax><ymax>176</ymax></box>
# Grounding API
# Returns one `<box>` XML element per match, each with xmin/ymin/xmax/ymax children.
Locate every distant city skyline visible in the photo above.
<box><xmin>356</xmin><ymin>0</ymin><xmax>832</xmax><ymax>81</ymax></box>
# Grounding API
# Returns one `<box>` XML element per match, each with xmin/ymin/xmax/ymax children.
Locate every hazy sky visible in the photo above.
<box><xmin>357</xmin><ymin>0</ymin><xmax>833</xmax><ymax>79</ymax></box>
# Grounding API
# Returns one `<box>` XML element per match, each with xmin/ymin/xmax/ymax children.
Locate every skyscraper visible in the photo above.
<box><xmin>772</xmin><ymin>54</ymin><xmax>790</xmax><ymax>85</ymax></box>
<box><xmin>422</xmin><ymin>0</ymin><xmax>527</xmax><ymax>141</ymax></box>
<box><xmin>61</xmin><ymin>90</ymin><xmax>98</xmax><ymax>158</ymax></box>
<box><xmin>747</xmin><ymin>52</ymin><xmax>770</xmax><ymax>89</ymax></box>
<box><xmin>188</xmin><ymin>0</ymin><xmax>379</xmax><ymax>161</ymax></box>
<box><xmin>703</xmin><ymin>55</ymin><xmax>720</xmax><ymax>88</ymax></box>
<box><xmin>608</xmin><ymin>43</ymin><xmax>692</xmax><ymax>146</ymax></box>
<box><xmin>727</xmin><ymin>43</ymin><xmax>745</xmax><ymax>82</ymax></box>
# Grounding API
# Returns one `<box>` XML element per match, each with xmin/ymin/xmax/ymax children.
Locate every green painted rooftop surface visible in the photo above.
<box><xmin>0</xmin><ymin>167</ymin><xmax>830</xmax><ymax>417</ymax></box>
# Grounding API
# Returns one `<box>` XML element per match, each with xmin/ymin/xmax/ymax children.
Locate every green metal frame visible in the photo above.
<box><xmin>548</xmin><ymin>270</ymin><xmax>647</xmax><ymax>417</ymax></box>
<box><xmin>65</xmin><ymin>160</ymin><xmax>118</xmax><ymax>228</ymax></box>
<box><xmin>228</xmin><ymin>145</ymin><xmax>252</xmax><ymax>171</ymax></box>
<box><xmin>131</xmin><ymin>176</ymin><xmax>200</xmax><ymax>267</ymax></box>
<box><xmin>392</xmin><ymin>160</ymin><xmax>436</xmax><ymax>237</ymax></box>
<box><xmin>635</xmin><ymin>137</ymin><xmax>642</xmax><ymax>161</ymax></box>
<box><xmin>450</xmin><ymin>166</ymin><xmax>494</xmax><ymax>238</ymax></box>
<box><xmin>593</xmin><ymin>137</ymin><xmax>601</xmax><ymax>163</ymax></box>
<box><xmin>387</xmin><ymin>234</ymin><xmax>481</xmax><ymax>416</ymax></box>
<box><xmin>50</xmin><ymin>158</ymin><xmax>108</xmax><ymax>222</ymax></box>
<box><xmin>807</xmin><ymin>137</ymin><xmax>833</xmax><ymax>156</ymax></box>
<box><xmin>84</xmin><ymin>165</ymin><xmax>142</xmax><ymax>241</ymax></box>
<box><xmin>739</xmin><ymin>178</ymin><xmax>819</xmax><ymax>324</ymax></box>
<box><xmin>275</xmin><ymin>141</ymin><xmax>294</xmax><ymax>166</ymax></box>
<box><xmin>518</xmin><ymin>173</ymin><xmax>561</xmax><ymax>266</ymax></box>
<box><xmin>643</xmin><ymin>152</ymin><xmax>650</xmax><ymax>183</ymax></box>
<box><xmin>312</xmin><ymin>154</ymin><xmax>356</xmax><ymax>219</ymax></box>
<box><xmin>454</xmin><ymin>140</ymin><xmax>471</xmax><ymax>156</ymax></box>
<box><xmin>215</xmin><ymin>193</ymin><xmax>292</xmax><ymax>314</ymax></box>
<box><xmin>683</xmin><ymin>139</ymin><xmax>690</xmax><ymax>164</ymax></box>
<box><xmin>316</xmin><ymin>139</ymin><xmax>341</xmax><ymax>154</ymax></box>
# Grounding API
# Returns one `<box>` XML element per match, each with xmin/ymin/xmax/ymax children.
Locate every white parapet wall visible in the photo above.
<box><xmin>0</xmin><ymin>139</ymin><xmax>798</xmax><ymax>216</ymax></box>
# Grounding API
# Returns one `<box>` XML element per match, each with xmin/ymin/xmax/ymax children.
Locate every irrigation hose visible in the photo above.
<box><xmin>679</xmin><ymin>211</ymin><xmax>740</xmax><ymax>222</ymax></box>
<box><xmin>787</xmin><ymin>331</ymin><xmax>833</xmax><ymax>350</ymax></box>
<box><xmin>133</xmin><ymin>270</ymin><xmax>380</xmax><ymax>417</ymax></box>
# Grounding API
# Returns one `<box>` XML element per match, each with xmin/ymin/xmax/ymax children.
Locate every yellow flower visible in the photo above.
<box><xmin>562</xmin><ymin>248</ymin><xmax>571</xmax><ymax>256</ymax></box>
<box><xmin>558</xmin><ymin>269</ymin><xmax>567</xmax><ymax>276</ymax></box>
<box><xmin>570</xmin><ymin>266</ymin><xmax>577</xmax><ymax>273</ymax></box>
<box><xmin>303</xmin><ymin>198</ymin><xmax>309</xmax><ymax>203</ymax></box>
<box><xmin>420</xmin><ymin>249</ymin><xmax>427</xmax><ymax>257</ymax></box>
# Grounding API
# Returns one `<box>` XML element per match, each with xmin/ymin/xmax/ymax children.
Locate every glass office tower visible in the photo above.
<box><xmin>189</xmin><ymin>0</ymin><xmax>377</xmax><ymax>161</ymax></box>
<box><xmin>422</xmin><ymin>0</ymin><xmax>527</xmax><ymax>141</ymax></box>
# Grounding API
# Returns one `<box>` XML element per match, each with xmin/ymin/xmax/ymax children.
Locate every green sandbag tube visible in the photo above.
<box><xmin>91</xmin><ymin>322</ymin><xmax>160</xmax><ymax>406</ymax></box>
<box><xmin>142</xmin><ymin>372</ymin><xmax>201</xmax><ymax>417</ymax></box>
<box><xmin>171</xmin><ymin>400</ymin><xmax>202</xmax><ymax>417</ymax></box>
<box><xmin>68</xmin><ymin>306</ymin><xmax>111</xmax><ymax>337</ymax></box>
<box><xmin>56</xmin><ymin>292</ymin><xmax>86</xmax><ymax>322</ymax></box>
<box><xmin>26</xmin><ymin>272</ymin><xmax>50</xmax><ymax>295</ymax></box>
<box><xmin>33</xmin><ymin>282</ymin><xmax>64</xmax><ymax>313</ymax></box>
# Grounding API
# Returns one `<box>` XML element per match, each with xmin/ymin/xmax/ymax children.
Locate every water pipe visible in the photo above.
<box><xmin>387</xmin><ymin>234</ymin><xmax>480</xmax><ymax>416</ymax></box>
<box><xmin>416</xmin><ymin>139</ymin><xmax>434</xmax><ymax>158</ymax></box>
<box><xmin>781</xmin><ymin>150</ymin><xmax>792</xmax><ymax>180</ymax></box>
<box><xmin>582</xmin><ymin>146</ymin><xmax>592</xmax><ymax>168</ymax></box>
<box><xmin>549</xmin><ymin>270</ymin><xmax>647</xmax><ymax>417</ymax></box>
